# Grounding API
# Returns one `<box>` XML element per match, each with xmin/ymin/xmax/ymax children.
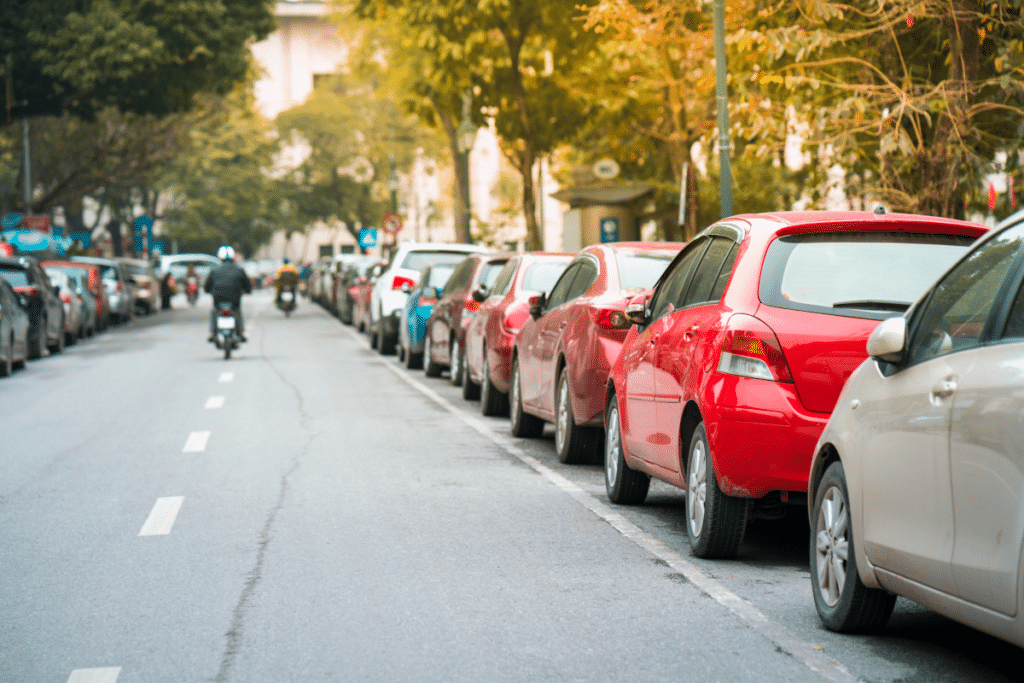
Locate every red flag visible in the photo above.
<box><xmin>989</xmin><ymin>182</ymin><xmax>997</xmax><ymax>209</ymax></box>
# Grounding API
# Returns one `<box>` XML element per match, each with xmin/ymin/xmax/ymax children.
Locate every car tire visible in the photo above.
<box><xmin>450</xmin><ymin>337</ymin><xmax>464</xmax><ymax>386</ymax></box>
<box><xmin>379</xmin><ymin>320</ymin><xmax>396</xmax><ymax>355</ymax></box>
<box><xmin>0</xmin><ymin>337</ymin><xmax>11</xmax><ymax>377</ymax></box>
<box><xmin>685</xmin><ymin>422</ymin><xmax>748</xmax><ymax>559</ymax></box>
<box><xmin>462</xmin><ymin>352</ymin><xmax>480</xmax><ymax>400</ymax></box>
<box><xmin>370</xmin><ymin>316</ymin><xmax>381</xmax><ymax>350</ymax></box>
<box><xmin>554</xmin><ymin>367</ymin><xmax>602</xmax><ymax>464</ymax></box>
<box><xmin>510</xmin><ymin>357</ymin><xmax>544</xmax><ymax>438</ymax></box>
<box><xmin>480</xmin><ymin>352</ymin><xmax>509</xmax><ymax>417</ymax></box>
<box><xmin>424</xmin><ymin>335</ymin><xmax>442</xmax><ymax>377</ymax></box>
<box><xmin>397</xmin><ymin>342</ymin><xmax>406</xmax><ymax>363</ymax></box>
<box><xmin>29</xmin><ymin>318</ymin><xmax>46</xmax><ymax>360</ymax></box>
<box><xmin>604</xmin><ymin>397</ymin><xmax>650</xmax><ymax>504</ymax></box>
<box><xmin>49</xmin><ymin>316</ymin><xmax>65</xmax><ymax>354</ymax></box>
<box><xmin>811</xmin><ymin>461</ymin><xmax>896</xmax><ymax>632</ymax></box>
<box><xmin>405</xmin><ymin>345</ymin><xmax>423</xmax><ymax>370</ymax></box>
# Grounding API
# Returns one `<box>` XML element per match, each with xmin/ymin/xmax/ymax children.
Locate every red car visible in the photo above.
<box><xmin>41</xmin><ymin>260</ymin><xmax>110</xmax><ymax>331</ymax></box>
<box><xmin>463</xmin><ymin>252</ymin><xmax>573</xmax><ymax>416</ymax></box>
<box><xmin>354</xmin><ymin>260</ymin><xmax>387</xmax><ymax>334</ymax></box>
<box><xmin>510</xmin><ymin>242</ymin><xmax>682</xmax><ymax>464</ymax></box>
<box><xmin>604</xmin><ymin>211</ymin><xmax>988</xmax><ymax>559</ymax></box>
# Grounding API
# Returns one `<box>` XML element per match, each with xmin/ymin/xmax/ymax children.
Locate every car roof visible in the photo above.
<box><xmin>722</xmin><ymin>210</ymin><xmax>988</xmax><ymax>238</ymax></box>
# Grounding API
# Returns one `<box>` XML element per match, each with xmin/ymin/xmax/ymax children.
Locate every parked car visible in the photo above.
<box><xmin>42</xmin><ymin>260</ymin><xmax>109</xmax><ymax>332</ymax></box>
<box><xmin>511</xmin><ymin>242</ymin><xmax>682</xmax><ymax>464</ymax></box>
<box><xmin>397</xmin><ymin>263</ymin><xmax>457</xmax><ymax>370</ymax></box>
<box><xmin>338</xmin><ymin>256</ymin><xmax>380</xmax><ymax>325</ymax></box>
<box><xmin>0</xmin><ymin>255</ymin><xmax>66</xmax><ymax>358</ymax></box>
<box><xmin>45</xmin><ymin>269</ymin><xmax>84</xmax><ymax>345</ymax></box>
<box><xmin>423</xmin><ymin>252</ymin><xmax>511</xmax><ymax>386</ymax></box>
<box><xmin>604</xmin><ymin>211</ymin><xmax>988</xmax><ymax>560</ymax></box>
<box><xmin>804</xmin><ymin>207</ymin><xmax>1024</xmax><ymax>646</ymax></box>
<box><xmin>369</xmin><ymin>242</ymin><xmax>489</xmax><ymax>355</ymax></box>
<box><xmin>353</xmin><ymin>260</ymin><xmax>387</xmax><ymax>333</ymax></box>
<box><xmin>71</xmin><ymin>256</ymin><xmax>133</xmax><ymax>324</ymax></box>
<box><xmin>0</xmin><ymin>277</ymin><xmax>30</xmax><ymax>376</ymax></box>
<box><xmin>463</xmin><ymin>253</ymin><xmax>573</xmax><ymax>416</ymax></box>
<box><xmin>116</xmin><ymin>257</ymin><xmax>159</xmax><ymax>315</ymax></box>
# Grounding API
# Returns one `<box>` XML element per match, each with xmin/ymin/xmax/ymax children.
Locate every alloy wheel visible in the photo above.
<box><xmin>687</xmin><ymin>440</ymin><xmax>708</xmax><ymax>538</ymax></box>
<box><xmin>605</xmin><ymin>405</ymin><xmax>620</xmax><ymax>487</ymax></box>
<box><xmin>815</xmin><ymin>485</ymin><xmax>849</xmax><ymax>608</ymax></box>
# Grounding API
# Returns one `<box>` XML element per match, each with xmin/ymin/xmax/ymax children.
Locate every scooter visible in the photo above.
<box><xmin>276</xmin><ymin>286</ymin><xmax>297</xmax><ymax>317</ymax></box>
<box><xmin>213</xmin><ymin>303</ymin><xmax>240</xmax><ymax>359</ymax></box>
<box><xmin>186</xmin><ymin>276</ymin><xmax>199</xmax><ymax>306</ymax></box>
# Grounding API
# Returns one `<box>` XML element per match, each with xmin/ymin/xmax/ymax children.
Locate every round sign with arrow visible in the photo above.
<box><xmin>382</xmin><ymin>213</ymin><xmax>403</xmax><ymax>235</ymax></box>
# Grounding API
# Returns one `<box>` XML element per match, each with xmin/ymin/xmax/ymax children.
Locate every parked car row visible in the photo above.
<box><xmin>314</xmin><ymin>209</ymin><xmax>1024</xmax><ymax>651</ymax></box>
<box><xmin>0</xmin><ymin>253</ymin><xmax>161</xmax><ymax>378</ymax></box>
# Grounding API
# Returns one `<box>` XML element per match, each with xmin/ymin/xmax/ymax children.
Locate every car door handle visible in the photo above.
<box><xmin>931</xmin><ymin>380</ymin><xmax>957</xmax><ymax>399</ymax></box>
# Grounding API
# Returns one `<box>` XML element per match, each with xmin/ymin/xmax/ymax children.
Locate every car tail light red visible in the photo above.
<box><xmin>392</xmin><ymin>275</ymin><xmax>415</xmax><ymax>290</ymax></box>
<box><xmin>463</xmin><ymin>297</ymin><xmax>481</xmax><ymax>314</ymax></box>
<box><xmin>14</xmin><ymin>285</ymin><xmax>39</xmax><ymax>297</ymax></box>
<box><xmin>60</xmin><ymin>293</ymin><xmax>71</xmax><ymax>304</ymax></box>
<box><xmin>219</xmin><ymin>309</ymin><xmax>234</xmax><ymax>317</ymax></box>
<box><xmin>589</xmin><ymin>307</ymin><xmax>630</xmax><ymax>329</ymax></box>
<box><xmin>717</xmin><ymin>314</ymin><xmax>793</xmax><ymax>382</ymax></box>
<box><xmin>116</xmin><ymin>281</ymin><xmax>123</xmax><ymax>293</ymax></box>
<box><xmin>417</xmin><ymin>291</ymin><xmax>437</xmax><ymax>307</ymax></box>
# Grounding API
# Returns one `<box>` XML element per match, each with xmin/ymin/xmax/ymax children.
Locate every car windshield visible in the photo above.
<box><xmin>760</xmin><ymin>232</ymin><xmax>978</xmax><ymax>319</ymax></box>
<box><xmin>400</xmin><ymin>251</ymin><xmax>477</xmax><ymax>272</ymax></box>
<box><xmin>427</xmin><ymin>265</ymin><xmax>456</xmax><ymax>288</ymax></box>
<box><xmin>615</xmin><ymin>252</ymin><xmax>676</xmax><ymax>290</ymax></box>
<box><xmin>0</xmin><ymin>267</ymin><xmax>29</xmax><ymax>287</ymax></box>
<box><xmin>521</xmin><ymin>262</ymin><xmax>569</xmax><ymax>293</ymax></box>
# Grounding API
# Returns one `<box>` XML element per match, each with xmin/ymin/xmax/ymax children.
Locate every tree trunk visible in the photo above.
<box><xmin>435</xmin><ymin>103</ymin><xmax>472</xmax><ymax>244</ymax></box>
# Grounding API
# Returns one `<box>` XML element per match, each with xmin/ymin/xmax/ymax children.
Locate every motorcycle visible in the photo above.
<box><xmin>213</xmin><ymin>303</ymin><xmax>240</xmax><ymax>359</ymax></box>
<box><xmin>186</xmin><ymin>276</ymin><xmax>199</xmax><ymax>306</ymax></box>
<box><xmin>276</xmin><ymin>285</ymin><xmax>297</xmax><ymax>317</ymax></box>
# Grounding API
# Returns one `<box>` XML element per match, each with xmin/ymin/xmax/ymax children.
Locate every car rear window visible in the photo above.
<box><xmin>615</xmin><ymin>252</ymin><xmax>676</xmax><ymax>290</ymax></box>
<box><xmin>521</xmin><ymin>261</ymin><xmax>570</xmax><ymax>293</ymax></box>
<box><xmin>125</xmin><ymin>264</ymin><xmax>150</xmax><ymax>277</ymax></box>
<box><xmin>400</xmin><ymin>251</ymin><xmax>477</xmax><ymax>272</ymax></box>
<box><xmin>0</xmin><ymin>267</ymin><xmax>29</xmax><ymax>287</ymax></box>
<box><xmin>760</xmin><ymin>232</ymin><xmax>978</xmax><ymax>319</ymax></box>
<box><xmin>427</xmin><ymin>265</ymin><xmax>456</xmax><ymax>288</ymax></box>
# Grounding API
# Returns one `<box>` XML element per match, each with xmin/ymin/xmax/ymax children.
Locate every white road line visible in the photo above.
<box><xmin>219</xmin><ymin>372</ymin><xmax>234</xmax><ymax>383</ymax></box>
<box><xmin>67</xmin><ymin>668</ymin><xmax>121</xmax><ymax>683</ymax></box>
<box><xmin>182</xmin><ymin>431</ymin><xmax>210</xmax><ymax>452</ymax></box>
<box><xmin>379</xmin><ymin>359</ymin><xmax>859</xmax><ymax>683</ymax></box>
<box><xmin>205</xmin><ymin>396</ymin><xmax>225</xmax><ymax>409</ymax></box>
<box><xmin>138</xmin><ymin>496</ymin><xmax>184</xmax><ymax>536</ymax></box>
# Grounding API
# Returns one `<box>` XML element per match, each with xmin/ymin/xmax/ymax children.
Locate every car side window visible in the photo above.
<box><xmin>682</xmin><ymin>237</ymin><xmax>736</xmax><ymax>307</ymax></box>
<box><xmin>565</xmin><ymin>259</ymin><xmax>598</xmax><ymax>301</ymax></box>
<box><xmin>441</xmin><ymin>258</ymin><xmax>474</xmax><ymax>296</ymax></box>
<box><xmin>545</xmin><ymin>263</ymin><xmax>581</xmax><ymax>310</ymax></box>
<box><xmin>648</xmin><ymin>239</ymin><xmax>709</xmax><ymax>323</ymax></box>
<box><xmin>490</xmin><ymin>259</ymin><xmax>518</xmax><ymax>297</ymax></box>
<box><xmin>907</xmin><ymin>224</ymin><xmax>1024</xmax><ymax>365</ymax></box>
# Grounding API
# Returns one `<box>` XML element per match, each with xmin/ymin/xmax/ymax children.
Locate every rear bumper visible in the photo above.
<box><xmin>489</xmin><ymin>329</ymin><xmax>516</xmax><ymax>393</ymax></box>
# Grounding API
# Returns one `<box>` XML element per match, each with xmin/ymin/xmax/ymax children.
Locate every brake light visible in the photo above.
<box><xmin>589</xmin><ymin>307</ymin><xmax>630</xmax><ymax>329</ymax></box>
<box><xmin>60</xmin><ymin>293</ymin><xmax>71</xmax><ymax>304</ymax></box>
<box><xmin>392</xmin><ymin>275</ymin><xmax>415</xmax><ymax>290</ymax></box>
<box><xmin>141</xmin><ymin>281</ymin><xmax>153</xmax><ymax>290</ymax></box>
<box><xmin>14</xmin><ymin>285</ymin><xmax>39</xmax><ymax>298</ymax></box>
<box><xmin>220</xmin><ymin>309</ymin><xmax>234</xmax><ymax>317</ymax></box>
<box><xmin>116</xmin><ymin>281</ymin><xmax>123</xmax><ymax>293</ymax></box>
<box><xmin>463</xmin><ymin>297</ymin><xmax>481</xmax><ymax>314</ymax></box>
<box><xmin>717</xmin><ymin>314</ymin><xmax>793</xmax><ymax>382</ymax></box>
<box><xmin>348</xmin><ymin>285</ymin><xmax>360</xmax><ymax>297</ymax></box>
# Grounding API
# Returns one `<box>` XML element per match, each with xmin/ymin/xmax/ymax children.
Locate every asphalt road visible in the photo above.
<box><xmin>1</xmin><ymin>290</ymin><xmax>1020</xmax><ymax>683</ymax></box>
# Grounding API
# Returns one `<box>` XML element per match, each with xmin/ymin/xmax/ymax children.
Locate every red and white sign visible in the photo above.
<box><xmin>382</xmin><ymin>212</ymin><xmax>403</xmax><ymax>235</ymax></box>
<box><xmin>23</xmin><ymin>215</ymin><xmax>51</xmax><ymax>233</ymax></box>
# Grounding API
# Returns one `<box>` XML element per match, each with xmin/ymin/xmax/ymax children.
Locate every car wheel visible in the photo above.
<box><xmin>379</xmin><ymin>319</ymin><xmax>396</xmax><ymax>355</ymax></box>
<box><xmin>450</xmin><ymin>337</ymin><xmax>464</xmax><ymax>386</ymax></box>
<box><xmin>510</xmin><ymin>358</ymin><xmax>544</xmax><ymax>438</ymax></box>
<box><xmin>480</xmin><ymin>352</ymin><xmax>509</xmax><ymax>417</ymax></box>
<box><xmin>50</xmin><ymin>316</ymin><xmax>66</xmax><ymax>354</ymax></box>
<box><xmin>685</xmin><ymin>422</ymin><xmax>748</xmax><ymax>559</ymax></box>
<box><xmin>605</xmin><ymin>397</ymin><xmax>650</xmax><ymax>504</ymax></box>
<box><xmin>554</xmin><ymin>367</ymin><xmax>602</xmax><ymax>464</ymax></box>
<box><xmin>0</xmin><ymin>337</ymin><xmax>11</xmax><ymax>377</ymax></box>
<box><xmin>424</xmin><ymin>334</ymin><xmax>442</xmax><ymax>377</ymax></box>
<box><xmin>462</xmin><ymin>351</ymin><xmax>480</xmax><ymax>400</ymax></box>
<box><xmin>811</xmin><ymin>461</ymin><xmax>896</xmax><ymax>632</ymax></box>
<box><xmin>29</xmin><ymin>318</ymin><xmax>46</xmax><ymax>360</ymax></box>
<box><xmin>397</xmin><ymin>342</ymin><xmax>406</xmax><ymax>363</ymax></box>
<box><xmin>370</xmin><ymin>316</ymin><xmax>381</xmax><ymax>350</ymax></box>
<box><xmin>405</xmin><ymin>344</ymin><xmax>423</xmax><ymax>370</ymax></box>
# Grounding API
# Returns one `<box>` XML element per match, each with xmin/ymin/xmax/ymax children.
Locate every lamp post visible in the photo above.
<box><xmin>455</xmin><ymin>88</ymin><xmax>477</xmax><ymax>244</ymax></box>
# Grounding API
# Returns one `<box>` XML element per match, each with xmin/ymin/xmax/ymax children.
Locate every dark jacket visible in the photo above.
<box><xmin>204</xmin><ymin>261</ymin><xmax>251</xmax><ymax>308</ymax></box>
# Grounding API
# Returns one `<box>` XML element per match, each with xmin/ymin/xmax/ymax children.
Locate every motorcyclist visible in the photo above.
<box><xmin>204</xmin><ymin>245</ymin><xmax>251</xmax><ymax>342</ymax></box>
<box><xmin>185</xmin><ymin>263</ymin><xmax>200</xmax><ymax>305</ymax></box>
<box><xmin>274</xmin><ymin>257</ymin><xmax>300</xmax><ymax>304</ymax></box>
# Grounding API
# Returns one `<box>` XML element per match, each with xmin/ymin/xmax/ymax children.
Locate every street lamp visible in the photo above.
<box><xmin>455</xmin><ymin>88</ymin><xmax>477</xmax><ymax>244</ymax></box>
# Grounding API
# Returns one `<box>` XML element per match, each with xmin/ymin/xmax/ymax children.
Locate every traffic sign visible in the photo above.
<box><xmin>358</xmin><ymin>228</ymin><xmax>378</xmax><ymax>249</ymax></box>
<box><xmin>382</xmin><ymin>212</ymin><xmax>403</xmax><ymax>235</ymax></box>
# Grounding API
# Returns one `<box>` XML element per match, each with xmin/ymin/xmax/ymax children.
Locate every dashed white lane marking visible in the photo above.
<box><xmin>182</xmin><ymin>431</ymin><xmax>210</xmax><ymax>452</ymax></box>
<box><xmin>205</xmin><ymin>396</ymin><xmax>225</xmax><ymax>409</ymax></box>
<box><xmin>219</xmin><ymin>372</ymin><xmax>234</xmax><ymax>383</ymax></box>
<box><xmin>67</xmin><ymin>668</ymin><xmax>121</xmax><ymax>683</ymax></box>
<box><xmin>373</xmin><ymin>349</ymin><xmax>858</xmax><ymax>683</ymax></box>
<box><xmin>138</xmin><ymin>496</ymin><xmax>184</xmax><ymax>536</ymax></box>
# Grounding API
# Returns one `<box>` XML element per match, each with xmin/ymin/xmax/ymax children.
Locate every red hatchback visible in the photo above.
<box><xmin>511</xmin><ymin>242</ymin><xmax>682</xmax><ymax>464</ymax></box>
<box><xmin>604</xmin><ymin>211</ymin><xmax>988</xmax><ymax>559</ymax></box>
<box><xmin>463</xmin><ymin>253</ymin><xmax>573</xmax><ymax>416</ymax></box>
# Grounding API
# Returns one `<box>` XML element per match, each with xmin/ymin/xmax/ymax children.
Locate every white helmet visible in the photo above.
<box><xmin>217</xmin><ymin>245</ymin><xmax>235</xmax><ymax>261</ymax></box>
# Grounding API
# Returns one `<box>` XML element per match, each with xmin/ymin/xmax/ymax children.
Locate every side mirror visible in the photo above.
<box><xmin>401</xmin><ymin>282</ymin><xmax>412</xmax><ymax>294</ymax></box>
<box><xmin>528</xmin><ymin>292</ymin><xmax>547</xmax><ymax>320</ymax></box>
<box><xmin>624</xmin><ymin>293</ymin><xmax>648</xmax><ymax>326</ymax></box>
<box><xmin>471</xmin><ymin>286</ymin><xmax>488</xmax><ymax>303</ymax></box>
<box><xmin>866</xmin><ymin>316</ymin><xmax>906</xmax><ymax>363</ymax></box>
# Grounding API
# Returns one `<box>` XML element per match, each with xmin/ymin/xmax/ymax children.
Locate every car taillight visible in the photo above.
<box><xmin>220</xmin><ymin>309</ymin><xmax>234</xmax><ymax>317</ymax></box>
<box><xmin>60</xmin><ymin>293</ymin><xmax>71</xmax><ymax>304</ymax></box>
<box><xmin>589</xmin><ymin>307</ymin><xmax>630</xmax><ymax>329</ymax></box>
<box><xmin>392</xmin><ymin>275</ymin><xmax>415</xmax><ymax>290</ymax></box>
<box><xmin>116</xmin><ymin>281</ymin><xmax>123</xmax><ymax>293</ymax></box>
<box><xmin>503</xmin><ymin>304</ymin><xmax>528</xmax><ymax>334</ymax></box>
<box><xmin>417</xmin><ymin>292</ymin><xmax>437</xmax><ymax>307</ymax></box>
<box><xmin>717</xmin><ymin>314</ymin><xmax>793</xmax><ymax>382</ymax></box>
<box><xmin>141</xmin><ymin>281</ymin><xmax>153</xmax><ymax>290</ymax></box>
<box><xmin>463</xmin><ymin>297</ymin><xmax>481</xmax><ymax>313</ymax></box>
<box><xmin>14</xmin><ymin>285</ymin><xmax>39</xmax><ymax>298</ymax></box>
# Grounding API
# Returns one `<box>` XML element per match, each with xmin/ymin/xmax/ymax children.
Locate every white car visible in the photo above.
<box><xmin>369</xmin><ymin>242</ymin><xmax>488</xmax><ymax>355</ymax></box>
<box><xmin>807</xmin><ymin>207</ymin><xmax>1024</xmax><ymax>647</ymax></box>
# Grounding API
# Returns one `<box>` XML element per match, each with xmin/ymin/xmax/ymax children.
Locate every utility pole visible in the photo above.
<box><xmin>713</xmin><ymin>0</ymin><xmax>734</xmax><ymax>218</ymax></box>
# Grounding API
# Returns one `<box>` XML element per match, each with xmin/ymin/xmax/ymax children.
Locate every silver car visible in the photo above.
<box><xmin>808</xmin><ymin>208</ymin><xmax>1024</xmax><ymax>647</ymax></box>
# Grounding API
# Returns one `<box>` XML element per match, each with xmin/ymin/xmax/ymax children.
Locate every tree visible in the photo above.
<box><xmin>1</xmin><ymin>0</ymin><xmax>276</xmax><ymax>120</ymax></box>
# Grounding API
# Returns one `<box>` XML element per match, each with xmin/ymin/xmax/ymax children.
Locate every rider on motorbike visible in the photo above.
<box><xmin>204</xmin><ymin>246</ymin><xmax>251</xmax><ymax>342</ymax></box>
<box><xmin>185</xmin><ymin>263</ymin><xmax>200</xmax><ymax>305</ymax></box>
<box><xmin>274</xmin><ymin>258</ymin><xmax>300</xmax><ymax>304</ymax></box>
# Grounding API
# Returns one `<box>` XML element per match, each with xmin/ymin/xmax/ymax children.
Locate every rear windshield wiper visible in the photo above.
<box><xmin>832</xmin><ymin>300</ymin><xmax>910</xmax><ymax>312</ymax></box>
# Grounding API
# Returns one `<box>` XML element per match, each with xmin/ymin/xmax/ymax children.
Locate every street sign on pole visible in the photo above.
<box><xmin>358</xmin><ymin>229</ymin><xmax>378</xmax><ymax>249</ymax></box>
<box><xmin>382</xmin><ymin>213</ymin><xmax>403</xmax><ymax>235</ymax></box>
